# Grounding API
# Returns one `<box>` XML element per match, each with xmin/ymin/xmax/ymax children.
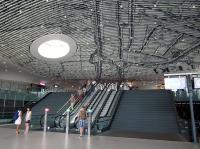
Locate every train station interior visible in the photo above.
<box><xmin>0</xmin><ymin>0</ymin><xmax>200</xmax><ymax>149</ymax></box>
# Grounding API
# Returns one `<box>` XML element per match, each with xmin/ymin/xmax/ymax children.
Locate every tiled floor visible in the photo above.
<box><xmin>0</xmin><ymin>127</ymin><xmax>199</xmax><ymax>149</ymax></box>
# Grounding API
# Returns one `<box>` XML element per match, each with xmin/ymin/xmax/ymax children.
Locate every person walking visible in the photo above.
<box><xmin>24</xmin><ymin>107</ymin><xmax>32</xmax><ymax>134</ymax></box>
<box><xmin>78</xmin><ymin>106</ymin><xmax>87</xmax><ymax>137</ymax></box>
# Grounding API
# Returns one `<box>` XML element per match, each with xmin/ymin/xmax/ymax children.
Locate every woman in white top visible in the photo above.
<box><xmin>15</xmin><ymin>110</ymin><xmax>22</xmax><ymax>134</ymax></box>
<box><xmin>25</xmin><ymin>108</ymin><xmax>32</xmax><ymax>134</ymax></box>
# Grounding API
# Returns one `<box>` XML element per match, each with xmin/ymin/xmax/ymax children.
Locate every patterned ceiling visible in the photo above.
<box><xmin>0</xmin><ymin>0</ymin><xmax>200</xmax><ymax>81</ymax></box>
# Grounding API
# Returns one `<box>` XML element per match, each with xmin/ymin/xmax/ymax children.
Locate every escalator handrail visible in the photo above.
<box><xmin>24</xmin><ymin>92</ymin><xmax>52</xmax><ymax>112</ymax></box>
<box><xmin>87</xmin><ymin>86</ymin><xmax>106</xmax><ymax>109</ymax></box>
<box><xmin>58</xmin><ymin>84</ymin><xmax>108</xmax><ymax>129</ymax></box>
<box><xmin>57</xmin><ymin>99</ymin><xmax>71</xmax><ymax>114</ymax></box>
<box><xmin>91</xmin><ymin>90</ymin><xmax>112</xmax><ymax>127</ymax></box>
<box><xmin>64</xmin><ymin>96</ymin><xmax>85</xmax><ymax>115</ymax></box>
<box><xmin>99</xmin><ymin>90</ymin><xmax>117</xmax><ymax>117</ymax></box>
<box><xmin>59</xmin><ymin>86</ymin><xmax>100</xmax><ymax>127</ymax></box>
<box><xmin>91</xmin><ymin>85</ymin><xmax>112</xmax><ymax>119</ymax></box>
<box><xmin>106</xmin><ymin>90</ymin><xmax>123</xmax><ymax>129</ymax></box>
<box><xmin>55</xmin><ymin>88</ymin><xmax>111</xmax><ymax>129</ymax></box>
<box><xmin>89</xmin><ymin>90</ymin><xmax>106</xmax><ymax>111</ymax></box>
<box><xmin>39</xmin><ymin>113</ymin><xmax>60</xmax><ymax>128</ymax></box>
<box><xmin>67</xmin><ymin>85</ymin><xmax>108</xmax><ymax>128</ymax></box>
<box><xmin>89</xmin><ymin>84</ymin><xmax>109</xmax><ymax>110</ymax></box>
<box><xmin>59</xmin><ymin>94</ymin><xmax>85</xmax><ymax>115</ymax></box>
<box><xmin>105</xmin><ymin>90</ymin><xmax>119</xmax><ymax>117</ymax></box>
<box><xmin>95</xmin><ymin>90</ymin><xmax>123</xmax><ymax>131</ymax></box>
<box><xmin>69</xmin><ymin>88</ymin><xmax>98</xmax><ymax>117</ymax></box>
<box><xmin>61</xmin><ymin>84</ymin><xmax>96</xmax><ymax>116</ymax></box>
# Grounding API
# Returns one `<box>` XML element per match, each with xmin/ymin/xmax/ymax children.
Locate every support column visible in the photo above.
<box><xmin>187</xmin><ymin>75</ymin><xmax>198</xmax><ymax>143</ymax></box>
<box><xmin>87</xmin><ymin>109</ymin><xmax>92</xmax><ymax>137</ymax></box>
<box><xmin>65</xmin><ymin>110</ymin><xmax>70</xmax><ymax>134</ymax></box>
<box><xmin>188</xmin><ymin>92</ymin><xmax>198</xmax><ymax>143</ymax></box>
<box><xmin>43</xmin><ymin>108</ymin><xmax>49</xmax><ymax>133</ymax></box>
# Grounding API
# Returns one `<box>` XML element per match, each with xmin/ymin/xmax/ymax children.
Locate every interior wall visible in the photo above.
<box><xmin>0</xmin><ymin>56</ymin><xmax>49</xmax><ymax>86</ymax></box>
<box><xmin>0</xmin><ymin>70</ymin><xmax>48</xmax><ymax>84</ymax></box>
<box><xmin>130</xmin><ymin>80</ymin><xmax>164</xmax><ymax>89</ymax></box>
<box><xmin>0</xmin><ymin>79</ymin><xmax>29</xmax><ymax>91</ymax></box>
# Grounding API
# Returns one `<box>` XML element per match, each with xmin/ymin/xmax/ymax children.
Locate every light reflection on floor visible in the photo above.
<box><xmin>0</xmin><ymin>127</ymin><xmax>198</xmax><ymax>149</ymax></box>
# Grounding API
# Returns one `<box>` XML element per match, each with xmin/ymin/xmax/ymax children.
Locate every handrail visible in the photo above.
<box><xmin>89</xmin><ymin>84</ymin><xmax>109</xmax><ymax>110</ymax></box>
<box><xmin>63</xmin><ymin>84</ymin><xmax>107</xmax><ymax>128</ymax></box>
<box><xmin>22</xmin><ymin>92</ymin><xmax>51</xmax><ymax>112</ymax></box>
<box><xmin>57</xmin><ymin>85</ymin><xmax>98</xmax><ymax>128</ymax></box>
<box><xmin>69</xmin><ymin>89</ymin><xmax>95</xmax><ymax>116</ymax></box>
<box><xmin>92</xmin><ymin>88</ymin><xmax>112</xmax><ymax>126</ymax></box>
<box><xmin>62</xmin><ymin>83</ymin><xmax>97</xmax><ymax>116</ymax></box>
<box><xmin>98</xmin><ymin>116</ymin><xmax>112</xmax><ymax>119</ymax></box>
<box><xmin>94</xmin><ymin>90</ymin><xmax>123</xmax><ymax>132</ymax></box>
<box><xmin>39</xmin><ymin>113</ymin><xmax>61</xmax><ymax>128</ymax></box>
<box><xmin>68</xmin><ymin>92</ymin><xmax>90</xmax><ymax>115</ymax></box>
<box><xmin>98</xmin><ymin>90</ymin><xmax>118</xmax><ymax>118</ymax></box>
<box><xmin>105</xmin><ymin>91</ymin><xmax>118</xmax><ymax>116</ymax></box>
<box><xmin>68</xmin><ymin>86</ymin><xmax>108</xmax><ymax>129</ymax></box>
<box><xmin>106</xmin><ymin>90</ymin><xmax>123</xmax><ymax>128</ymax></box>
<box><xmin>81</xmin><ymin>84</ymin><xmax>111</xmax><ymax>129</ymax></box>
<box><xmin>57</xmin><ymin>99</ymin><xmax>70</xmax><ymax>114</ymax></box>
<box><xmin>107</xmin><ymin>90</ymin><xmax>122</xmax><ymax>117</ymax></box>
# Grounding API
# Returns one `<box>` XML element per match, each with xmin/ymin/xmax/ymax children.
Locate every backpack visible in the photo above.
<box><xmin>13</xmin><ymin>111</ymin><xmax>19</xmax><ymax>121</ymax></box>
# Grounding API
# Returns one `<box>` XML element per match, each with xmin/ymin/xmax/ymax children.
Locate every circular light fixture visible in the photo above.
<box><xmin>30</xmin><ymin>34</ymin><xmax>77</xmax><ymax>62</ymax></box>
<box><xmin>38</xmin><ymin>40</ymin><xmax>70</xmax><ymax>59</ymax></box>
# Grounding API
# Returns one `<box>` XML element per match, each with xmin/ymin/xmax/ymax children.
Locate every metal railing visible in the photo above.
<box><xmin>93</xmin><ymin>90</ymin><xmax>123</xmax><ymax>133</ymax></box>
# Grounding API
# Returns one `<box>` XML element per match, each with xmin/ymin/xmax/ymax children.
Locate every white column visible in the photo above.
<box><xmin>43</xmin><ymin>108</ymin><xmax>49</xmax><ymax>133</ymax></box>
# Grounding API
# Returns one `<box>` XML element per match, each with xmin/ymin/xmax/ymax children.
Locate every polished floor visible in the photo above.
<box><xmin>0</xmin><ymin>127</ymin><xmax>199</xmax><ymax>149</ymax></box>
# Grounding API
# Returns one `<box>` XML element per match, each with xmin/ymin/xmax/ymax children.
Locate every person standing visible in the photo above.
<box><xmin>14</xmin><ymin>110</ymin><xmax>22</xmax><ymax>134</ymax></box>
<box><xmin>25</xmin><ymin>107</ymin><xmax>32</xmax><ymax>134</ymax></box>
<box><xmin>78</xmin><ymin>106</ymin><xmax>87</xmax><ymax>137</ymax></box>
<box><xmin>77</xmin><ymin>87</ymin><xmax>84</xmax><ymax>101</ymax></box>
<box><xmin>69</xmin><ymin>94</ymin><xmax>76</xmax><ymax>110</ymax></box>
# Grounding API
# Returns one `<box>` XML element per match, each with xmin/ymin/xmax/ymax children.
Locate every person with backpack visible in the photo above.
<box><xmin>14</xmin><ymin>109</ymin><xmax>22</xmax><ymax>134</ymax></box>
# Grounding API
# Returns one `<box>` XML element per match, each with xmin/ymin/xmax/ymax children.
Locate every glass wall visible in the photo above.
<box><xmin>0</xmin><ymin>89</ymin><xmax>39</xmax><ymax>119</ymax></box>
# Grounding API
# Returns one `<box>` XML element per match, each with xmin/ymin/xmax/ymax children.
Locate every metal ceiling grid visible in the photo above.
<box><xmin>0</xmin><ymin>0</ymin><xmax>200</xmax><ymax>81</ymax></box>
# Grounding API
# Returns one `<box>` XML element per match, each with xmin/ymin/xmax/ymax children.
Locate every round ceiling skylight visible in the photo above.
<box><xmin>30</xmin><ymin>34</ymin><xmax>77</xmax><ymax>62</ymax></box>
<box><xmin>38</xmin><ymin>40</ymin><xmax>70</xmax><ymax>59</ymax></box>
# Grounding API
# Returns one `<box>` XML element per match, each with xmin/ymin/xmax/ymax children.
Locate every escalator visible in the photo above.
<box><xmin>94</xmin><ymin>90</ymin><xmax>122</xmax><ymax>132</ymax></box>
<box><xmin>89</xmin><ymin>88</ymin><xmax>112</xmax><ymax>125</ymax></box>
<box><xmin>58</xmin><ymin>88</ymin><xmax>100</xmax><ymax>128</ymax></box>
<box><xmin>58</xmin><ymin>84</ymin><xmax>113</xmax><ymax>133</ymax></box>
<box><xmin>39</xmin><ymin>84</ymin><xmax>98</xmax><ymax>130</ymax></box>
<box><xmin>99</xmin><ymin>90</ymin><xmax>117</xmax><ymax>117</ymax></box>
<box><xmin>58</xmin><ymin>83</ymin><xmax>97</xmax><ymax>116</ymax></box>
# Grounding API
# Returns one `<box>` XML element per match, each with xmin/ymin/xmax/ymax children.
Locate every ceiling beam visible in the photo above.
<box><xmin>124</xmin><ymin>0</ymin><xmax>134</xmax><ymax>51</ymax></box>
<box><xmin>162</xmin><ymin>33</ymin><xmax>184</xmax><ymax>56</ymax></box>
<box><xmin>141</xmin><ymin>12</ymin><xmax>200</xmax><ymax>39</ymax></box>
<box><xmin>145</xmin><ymin>41</ymin><xmax>200</xmax><ymax>66</ymax></box>
<box><xmin>138</xmin><ymin>25</ymin><xmax>161</xmax><ymax>53</ymax></box>
<box><xmin>137</xmin><ymin>4</ymin><xmax>200</xmax><ymax>33</ymax></box>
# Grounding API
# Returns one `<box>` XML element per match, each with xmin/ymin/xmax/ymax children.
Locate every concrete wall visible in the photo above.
<box><xmin>0</xmin><ymin>56</ymin><xmax>49</xmax><ymax>85</ymax></box>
